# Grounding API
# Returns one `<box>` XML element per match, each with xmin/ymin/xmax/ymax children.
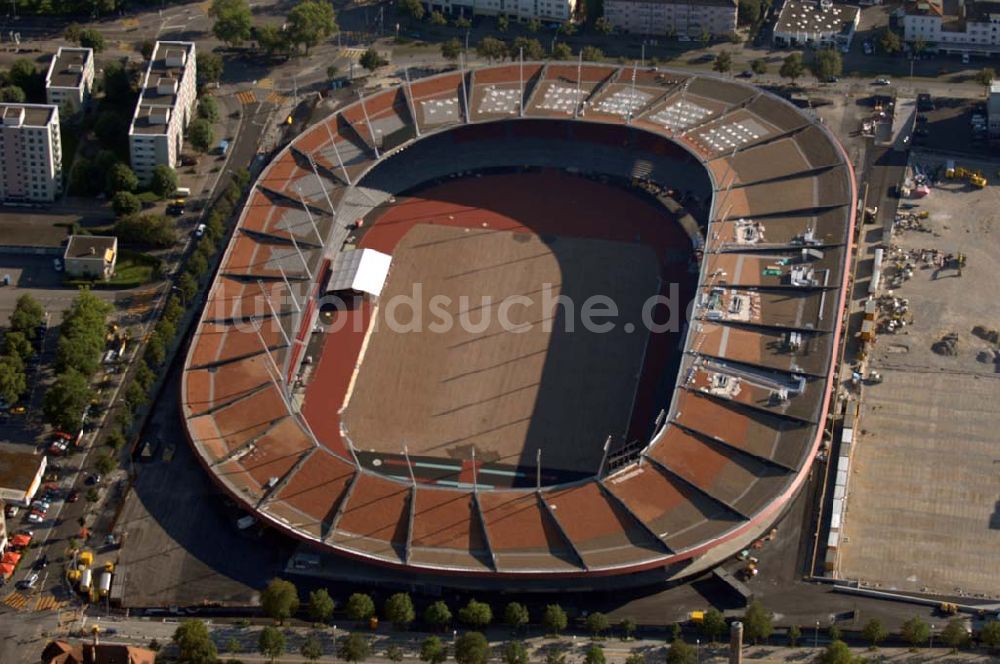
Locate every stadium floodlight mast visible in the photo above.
<box><xmin>277</xmin><ymin>264</ymin><xmax>302</xmax><ymax>313</ymax></box>
<box><xmin>518</xmin><ymin>47</ymin><xmax>525</xmax><ymax>118</ymax></box>
<box><xmin>286</xmin><ymin>225</ymin><xmax>314</xmax><ymax>281</ymax></box>
<box><xmin>356</xmin><ymin>89</ymin><xmax>381</xmax><ymax>158</ymax></box>
<box><xmin>626</xmin><ymin>62</ymin><xmax>638</xmax><ymax>125</ymax></box>
<box><xmin>321</xmin><ymin>120</ymin><xmax>353</xmax><ymax>186</ymax></box>
<box><xmin>294</xmin><ymin>186</ymin><xmax>325</xmax><ymax>245</ymax></box>
<box><xmin>471</xmin><ymin>447</ymin><xmax>478</xmax><ymax>495</ymax></box>
<box><xmin>401</xmin><ymin>444</ymin><xmax>417</xmax><ymax>487</ymax></box>
<box><xmin>307</xmin><ymin>154</ymin><xmax>337</xmax><ymax>218</ymax></box>
<box><xmin>249</xmin><ymin>315</ymin><xmax>292</xmax><ymax>404</ymax></box>
<box><xmin>403</xmin><ymin>68</ymin><xmax>421</xmax><ymax>137</ymax></box>
<box><xmin>460</xmin><ymin>52</ymin><xmax>471</xmax><ymax>124</ymax></box>
<box><xmin>574</xmin><ymin>51</ymin><xmax>583</xmax><ymax>119</ymax></box>
<box><xmin>597</xmin><ymin>435</ymin><xmax>613</xmax><ymax>478</ymax></box>
<box><xmin>535</xmin><ymin>448</ymin><xmax>542</xmax><ymax>492</ymax></box>
<box><xmin>257</xmin><ymin>279</ymin><xmax>292</xmax><ymax>349</ymax></box>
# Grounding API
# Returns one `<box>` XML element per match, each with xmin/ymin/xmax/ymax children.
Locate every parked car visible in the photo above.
<box><xmin>736</xmin><ymin>70</ymin><xmax>753</xmax><ymax>78</ymax></box>
<box><xmin>18</xmin><ymin>573</ymin><xmax>39</xmax><ymax>589</ymax></box>
<box><xmin>66</xmin><ymin>489</ymin><xmax>80</xmax><ymax>503</ymax></box>
<box><xmin>33</xmin><ymin>555</ymin><xmax>48</xmax><ymax>571</ymax></box>
<box><xmin>4</xmin><ymin>504</ymin><xmax>18</xmax><ymax>518</ymax></box>
<box><xmin>874</xmin><ymin>77</ymin><xmax>891</xmax><ymax>86</ymax></box>
<box><xmin>85</xmin><ymin>474</ymin><xmax>101</xmax><ymax>486</ymax></box>
<box><xmin>193</xmin><ymin>223</ymin><xmax>207</xmax><ymax>238</ymax></box>
<box><xmin>26</xmin><ymin>512</ymin><xmax>44</xmax><ymax>524</ymax></box>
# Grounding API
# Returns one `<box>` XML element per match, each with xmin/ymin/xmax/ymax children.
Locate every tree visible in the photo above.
<box><xmin>86</xmin><ymin>488</ymin><xmax>99</xmax><ymax>502</ymax></box>
<box><xmin>502</xmin><ymin>641</ymin><xmax>527</xmax><ymax>664</ymax></box>
<box><xmin>359</xmin><ymin>49</ymin><xmax>388</xmax><ymax>72</ymax></box>
<box><xmin>511</xmin><ymin>37</ymin><xmax>545</xmax><ymax>60</ymax></box>
<box><xmin>43</xmin><ymin>369</ymin><xmax>92</xmax><ymax>432</ymax></box>
<box><xmin>188</xmin><ymin>118</ymin><xmax>215</xmax><ymax>154</ymax></box>
<box><xmin>308</xmin><ymin>588</ymin><xmax>335</xmax><ymax>623</ymax></box>
<box><xmin>9</xmin><ymin>59</ymin><xmax>36</xmax><ymax>92</ymax></box>
<box><xmin>107</xmin><ymin>429</ymin><xmax>127</xmax><ymax>451</ymax></box>
<box><xmin>620</xmin><ymin>618</ymin><xmax>637</xmax><ymax>640</ymax></box>
<box><xmin>139</xmin><ymin>39</ymin><xmax>156</xmax><ymax>60</ymax></box>
<box><xmin>787</xmin><ymin>625</ymin><xmax>801</xmax><ymax>647</ymax></box>
<box><xmin>828</xmin><ymin>625</ymin><xmax>842</xmax><ymax>642</ymax></box>
<box><xmin>712</xmin><ymin>50</ymin><xmax>733</xmax><ymax>74</ymax></box>
<box><xmin>255</xmin><ymin>24</ymin><xmax>290</xmax><ymax>58</ymax></box>
<box><xmin>114</xmin><ymin>214</ymin><xmax>176</xmax><ymax>249</ymax></box>
<box><xmin>112</xmin><ymin>191</ymin><xmax>142</xmax><ymax>217</ymax></box>
<box><xmin>454</xmin><ymin>632</ymin><xmax>489</xmax><ymax>664</ymax></box>
<box><xmin>260</xmin><ymin>578</ymin><xmax>299</xmax><ymax>623</ymax></box>
<box><xmin>670</xmin><ymin>623</ymin><xmax>682</xmax><ymax>642</ymax></box>
<box><xmin>666</xmin><ymin>639</ymin><xmax>696</xmax><ymax>664</ymax></box>
<box><xmin>699</xmin><ymin>29</ymin><xmax>711</xmax><ymax>47</ymax></box>
<box><xmin>498</xmin><ymin>15</ymin><xmax>509</xmax><ymax>32</ymax></box>
<box><xmin>79</xmin><ymin>29</ymin><xmax>106</xmax><ymax>52</ymax></box>
<box><xmin>102</xmin><ymin>59</ymin><xmax>134</xmax><ymax>107</ymax></box>
<box><xmin>624</xmin><ymin>655</ymin><xmax>646</xmax><ymax>664</ymax></box>
<box><xmin>173</xmin><ymin>619</ymin><xmax>218</xmax><ymax>664</ymax></box>
<box><xmin>144</xmin><ymin>332</ymin><xmax>166</xmax><ymax>369</ymax></box>
<box><xmin>346</xmin><ymin>593</ymin><xmax>376</xmax><ymax>622</ymax></box>
<box><xmin>178</xmin><ymin>272</ymin><xmax>199</xmax><ymax>304</ymax></box>
<box><xmin>398</xmin><ymin>0</ymin><xmax>425</xmax><ymax>22</ymax></box>
<box><xmin>544</xmin><ymin>647</ymin><xmax>567</xmax><ymax>664</ymax></box>
<box><xmin>420</xmin><ymin>636</ymin><xmax>447</xmax><ymax>664</ymax></box>
<box><xmin>551</xmin><ymin>43</ymin><xmax>572</xmax><ymax>60</ymax></box>
<box><xmin>459</xmin><ymin>599</ymin><xmax>492</xmax><ymax>628</ymax></box>
<box><xmin>134</xmin><ymin>360</ymin><xmax>155</xmax><ymax>391</ymax></box>
<box><xmin>3</xmin><ymin>331</ymin><xmax>33</xmax><ymax>362</ymax></box>
<box><xmin>981</xmin><ymin>621</ymin><xmax>1000</xmax><ymax>651</ymax></box>
<box><xmin>257</xmin><ymin>626</ymin><xmax>285</xmax><ymax>664</ymax></box>
<box><xmin>106</xmin><ymin>163</ymin><xmax>138</xmax><ymax>195</ymax></box>
<box><xmin>743</xmin><ymin>601</ymin><xmax>773</xmax><ymax>644</ymax></box>
<box><xmin>751</xmin><ymin>58</ymin><xmax>768</xmax><ymax>76</ymax></box>
<box><xmin>559</xmin><ymin>21</ymin><xmax>576</xmax><ymax>36</ymax></box>
<box><xmin>300</xmin><ymin>635</ymin><xmax>323</xmax><ymax>662</ymax></box>
<box><xmin>197</xmin><ymin>53</ymin><xmax>225</xmax><ymax>90</ymax></box>
<box><xmin>10</xmin><ymin>295</ymin><xmax>44</xmax><ymax>338</ymax></box>
<box><xmin>0</xmin><ymin>86</ymin><xmax>25</xmax><ymax>102</ymax></box>
<box><xmin>738</xmin><ymin>0</ymin><xmax>762</xmax><ymax>25</ymax></box>
<box><xmin>586</xmin><ymin>612</ymin><xmax>610</xmax><ymax>637</ymax></box>
<box><xmin>94</xmin><ymin>452</ymin><xmax>116</xmax><ymax>476</ymax></box>
<box><xmin>861</xmin><ymin>618</ymin><xmax>887</xmax><ymax>648</ymax></box>
<box><xmin>813</xmin><ymin>48</ymin><xmax>842</xmax><ymax>80</ymax></box>
<box><xmin>150</xmin><ymin>165</ymin><xmax>179</xmax><ymax>199</ymax></box>
<box><xmin>384</xmin><ymin>592</ymin><xmax>416</xmax><ymax>629</ymax></box>
<box><xmin>386</xmin><ymin>645</ymin><xmax>404</xmax><ymax>662</ymax></box>
<box><xmin>879</xmin><ymin>28</ymin><xmax>902</xmax><ymax>54</ymax></box>
<box><xmin>941</xmin><ymin>619</ymin><xmax>969</xmax><ymax>651</ymax></box>
<box><xmin>455</xmin><ymin>16</ymin><xmax>471</xmax><ymax>29</ymax></box>
<box><xmin>528</xmin><ymin>18</ymin><xmax>541</xmax><ymax>32</ymax></box>
<box><xmin>442</xmin><ymin>38</ymin><xmax>462</xmax><ymax>62</ymax></box>
<box><xmin>975</xmin><ymin>67</ymin><xmax>995</xmax><ymax>86</ymax></box>
<box><xmin>595</xmin><ymin>16</ymin><xmax>612</xmax><ymax>34</ymax></box>
<box><xmin>211</xmin><ymin>0</ymin><xmax>254</xmax><ymax>47</ymax></box>
<box><xmin>287</xmin><ymin>0</ymin><xmax>338</xmax><ymax>54</ymax></box>
<box><xmin>580</xmin><ymin>46</ymin><xmax>604</xmax><ymax>62</ymax></box>
<box><xmin>816</xmin><ymin>641</ymin><xmax>856</xmax><ymax>664</ymax></box>
<box><xmin>700</xmin><ymin>608</ymin><xmax>726</xmax><ymax>643</ymax></box>
<box><xmin>429</xmin><ymin>11</ymin><xmax>447</xmax><ymax>26</ymax></box>
<box><xmin>424</xmin><ymin>600</ymin><xmax>452</xmax><ymax>630</ymax></box>
<box><xmin>901</xmin><ymin>616</ymin><xmax>930</xmax><ymax>648</ymax></box>
<box><xmin>779</xmin><ymin>53</ymin><xmax>805</xmax><ymax>83</ymax></box>
<box><xmin>338</xmin><ymin>633</ymin><xmax>370</xmax><ymax>663</ymax></box>
<box><xmin>477</xmin><ymin>37</ymin><xmax>507</xmax><ymax>62</ymax></box>
<box><xmin>125</xmin><ymin>381</ymin><xmax>148</xmax><ymax>411</ymax></box>
<box><xmin>584</xmin><ymin>645</ymin><xmax>605</xmax><ymax>664</ymax></box>
<box><xmin>542</xmin><ymin>604</ymin><xmax>567</xmax><ymax>635</ymax></box>
<box><xmin>504</xmin><ymin>602</ymin><xmax>529</xmax><ymax>632</ymax></box>
<box><xmin>0</xmin><ymin>357</ymin><xmax>26</xmax><ymax>405</ymax></box>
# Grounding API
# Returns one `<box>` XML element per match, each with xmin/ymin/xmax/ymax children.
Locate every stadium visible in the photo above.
<box><xmin>181</xmin><ymin>64</ymin><xmax>856</xmax><ymax>587</ymax></box>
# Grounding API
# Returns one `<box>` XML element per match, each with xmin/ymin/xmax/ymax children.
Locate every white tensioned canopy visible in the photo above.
<box><xmin>327</xmin><ymin>248</ymin><xmax>392</xmax><ymax>296</ymax></box>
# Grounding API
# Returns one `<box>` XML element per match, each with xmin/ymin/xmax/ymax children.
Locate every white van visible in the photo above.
<box><xmin>174</xmin><ymin>187</ymin><xmax>192</xmax><ymax>197</ymax></box>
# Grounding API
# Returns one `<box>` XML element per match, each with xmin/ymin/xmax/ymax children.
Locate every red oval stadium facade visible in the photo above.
<box><xmin>181</xmin><ymin>64</ymin><xmax>856</xmax><ymax>583</ymax></box>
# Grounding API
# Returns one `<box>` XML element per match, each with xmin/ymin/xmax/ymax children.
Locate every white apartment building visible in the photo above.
<box><xmin>0</xmin><ymin>104</ymin><xmax>62</xmax><ymax>204</ymax></box>
<box><xmin>604</xmin><ymin>0</ymin><xmax>737</xmax><ymax>37</ymax></box>
<box><xmin>903</xmin><ymin>0</ymin><xmax>1000</xmax><ymax>55</ymax></box>
<box><xmin>44</xmin><ymin>47</ymin><xmax>94</xmax><ymax>114</ymax></box>
<box><xmin>772</xmin><ymin>0</ymin><xmax>860</xmax><ymax>49</ymax></box>
<box><xmin>435</xmin><ymin>0</ymin><xmax>577</xmax><ymax>23</ymax></box>
<box><xmin>129</xmin><ymin>41</ymin><xmax>197</xmax><ymax>184</ymax></box>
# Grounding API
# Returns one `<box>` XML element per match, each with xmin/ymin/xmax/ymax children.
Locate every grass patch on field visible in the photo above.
<box><xmin>64</xmin><ymin>249</ymin><xmax>161</xmax><ymax>290</ymax></box>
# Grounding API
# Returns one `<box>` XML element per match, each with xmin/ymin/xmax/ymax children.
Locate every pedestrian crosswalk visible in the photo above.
<box><xmin>266</xmin><ymin>92</ymin><xmax>287</xmax><ymax>105</ymax></box>
<box><xmin>3</xmin><ymin>591</ymin><xmax>29</xmax><ymax>610</ymax></box>
<box><xmin>34</xmin><ymin>594</ymin><xmax>66</xmax><ymax>612</ymax></box>
<box><xmin>236</xmin><ymin>90</ymin><xmax>258</xmax><ymax>106</ymax></box>
<box><xmin>340</xmin><ymin>47</ymin><xmax>367</xmax><ymax>60</ymax></box>
<box><xmin>257</xmin><ymin>77</ymin><xmax>274</xmax><ymax>90</ymax></box>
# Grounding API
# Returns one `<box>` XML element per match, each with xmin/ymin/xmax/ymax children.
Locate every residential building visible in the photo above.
<box><xmin>987</xmin><ymin>81</ymin><xmax>1000</xmax><ymax>136</ymax></box>
<box><xmin>437</xmin><ymin>0</ymin><xmax>577</xmax><ymax>22</ymax></box>
<box><xmin>0</xmin><ymin>104</ymin><xmax>62</xmax><ymax>204</ymax></box>
<box><xmin>64</xmin><ymin>235</ymin><xmax>118</xmax><ymax>280</ymax></box>
<box><xmin>129</xmin><ymin>41</ymin><xmax>197</xmax><ymax>184</ymax></box>
<box><xmin>604</xmin><ymin>0</ymin><xmax>737</xmax><ymax>37</ymax></box>
<box><xmin>45</xmin><ymin>47</ymin><xmax>94</xmax><ymax>114</ymax></box>
<box><xmin>42</xmin><ymin>639</ymin><xmax>156</xmax><ymax>664</ymax></box>
<box><xmin>0</xmin><ymin>449</ymin><xmax>46</xmax><ymax>506</ymax></box>
<box><xmin>903</xmin><ymin>0</ymin><xmax>1000</xmax><ymax>55</ymax></box>
<box><xmin>772</xmin><ymin>0</ymin><xmax>860</xmax><ymax>49</ymax></box>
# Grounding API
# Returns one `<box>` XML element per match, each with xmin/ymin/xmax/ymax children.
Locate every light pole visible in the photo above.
<box><xmin>814</xmin><ymin>621</ymin><xmax>820</xmax><ymax>648</ymax></box>
<box><xmin>641</xmin><ymin>41</ymin><xmax>646</xmax><ymax>68</ymax></box>
<box><xmin>929</xmin><ymin>624</ymin><xmax>935</xmax><ymax>649</ymax></box>
<box><xmin>696</xmin><ymin>638</ymin><xmax>701</xmax><ymax>663</ymax></box>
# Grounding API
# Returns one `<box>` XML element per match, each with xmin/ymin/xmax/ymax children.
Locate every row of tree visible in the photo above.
<box><xmin>211</xmin><ymin>0</ymin><xmax>338</xmax><ymax>57</ymax></box>
<box><xmin>0</xmin><ymin>295</ymin><xmax>46</xmax><ymax>405</ymax></box>
<box><xmin>42</xmin><ymin>289</ymin><xmax>112</xmax><ymax>432</ymax></box>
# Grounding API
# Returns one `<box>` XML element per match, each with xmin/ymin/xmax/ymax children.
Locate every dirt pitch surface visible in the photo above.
<box><xmin>342</xmin><ymin>223</ymin><xmax>660</xmax><ymax>478</ymax></box>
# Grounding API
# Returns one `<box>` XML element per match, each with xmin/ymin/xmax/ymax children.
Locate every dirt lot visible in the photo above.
<box><xmin>342</xmin><ymin>224</ymin><xmax>660</xmax><ymax>479</ymax></box>
<box><xmin>837</xmin><ymin>151</ymin><xmax>1000</xmax><ymax>599</ymax></box>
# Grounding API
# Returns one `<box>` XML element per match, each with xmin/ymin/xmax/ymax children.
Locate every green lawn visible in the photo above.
<box><xmin>65</xmin><ymin>250</ymin><xmax>161</xmax><ymax>290</ymax></box>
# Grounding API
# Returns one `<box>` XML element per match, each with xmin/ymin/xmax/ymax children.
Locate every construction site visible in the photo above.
<box><xmin>832</xmin><ymin>151</ymin><xmax>1000</xmax><ymax>600</ymax></box>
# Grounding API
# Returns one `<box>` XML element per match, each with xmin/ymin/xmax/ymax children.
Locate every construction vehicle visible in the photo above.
<box><xmin>939</xmin><ymin>602</ymin><xmax>960</xmax><ymax>615</ymax></box>
<box><xmin>945</xmin><ymin>162</ymin><xmax>987</xmax><ymax>188</ymax></box>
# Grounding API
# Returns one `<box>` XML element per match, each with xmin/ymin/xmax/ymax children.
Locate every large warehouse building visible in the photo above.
<box><xmin>182</xmin><ymin>64</ymin><xmax>855</xmax><ymax>588</ymax></box>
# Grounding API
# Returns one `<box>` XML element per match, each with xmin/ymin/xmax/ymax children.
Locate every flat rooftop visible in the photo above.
<box><xmin>64</xmin><ymin>235</ymin><xmax>116</xmax><ymax>259</ymax></box>
<box><xmin>0</xmin><ymin>449</ymin><xmax>43</xmax><ymax>493</ymax></box>
<box><xmin>776</xmin><ymin>0</ymin><xmax>859</xmax><ymax>36</ymax></box>
<box><xmin>46</xmin><ymin>47</ymin><xmax>91</xmax><ymax>90</ymax></box>
<box><xmin>0</xmin><ymin>104</ymin><xmax>56</xmax><ymax>128</ymax></box>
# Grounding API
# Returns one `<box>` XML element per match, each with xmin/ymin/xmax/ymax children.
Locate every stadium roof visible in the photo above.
<box><xmin>182</xmin><ymin>64</ymin><xmax>856</xmax><ymax>583</ymax></box>
<box><xmin>327</xmin><ymin>248</ymin><xmax>391</xmax><ymax>296</ymax></box>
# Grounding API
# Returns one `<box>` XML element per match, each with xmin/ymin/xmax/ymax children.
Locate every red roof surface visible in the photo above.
<box><xmin>181</xmin><ymin>64</ymin><xmax>855</xmax><ymax>579</ymax></box>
